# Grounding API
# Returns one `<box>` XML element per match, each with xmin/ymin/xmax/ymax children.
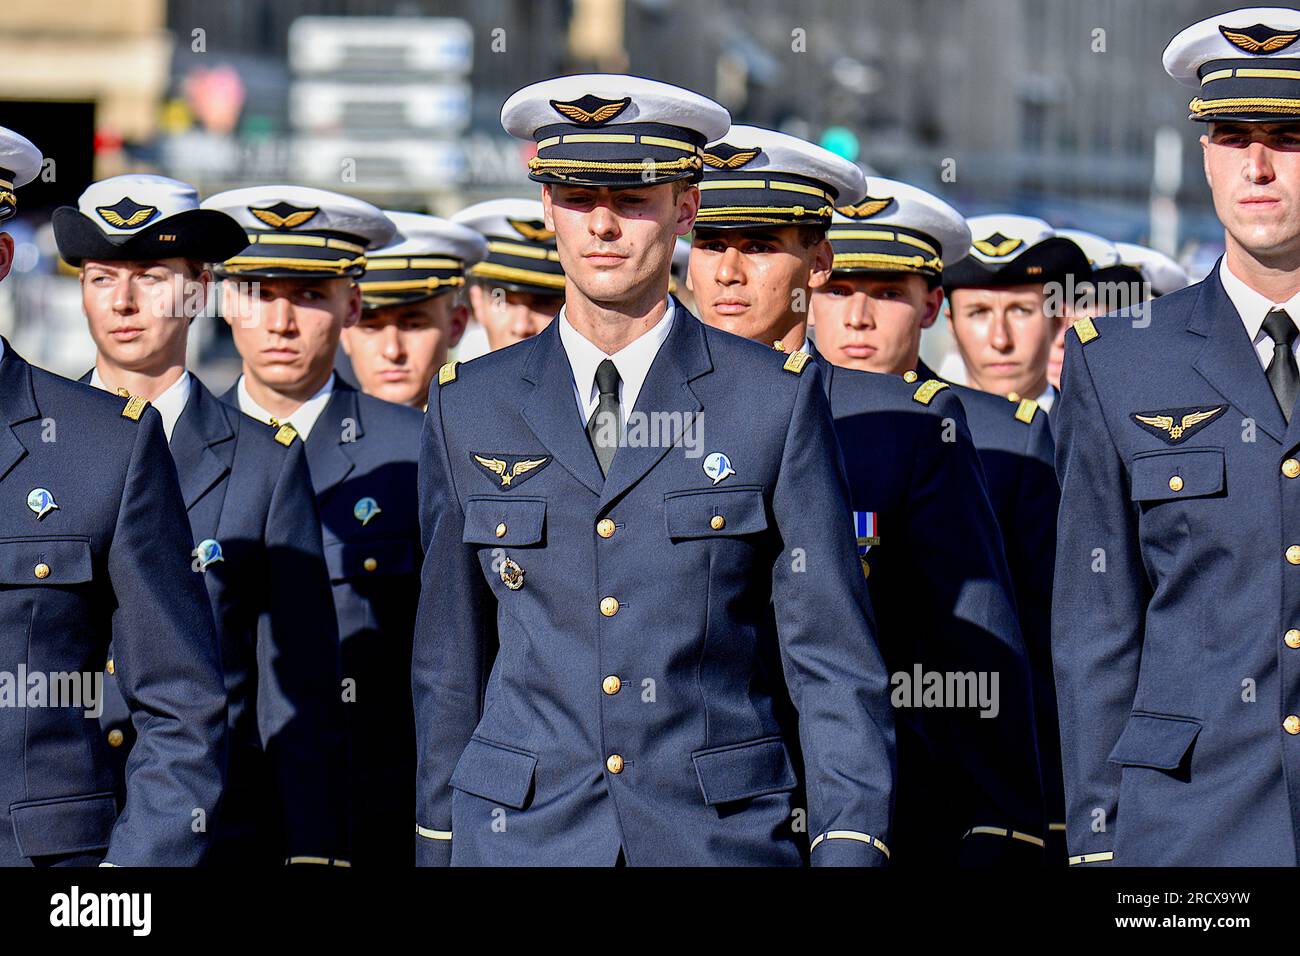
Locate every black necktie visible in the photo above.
<box><xmin>586</xmin><ymin>358</ymin><xmax>622</xmax><ymax>477</ymax></box>
<box><xmin>1264</xmin><ymin>309</ymin><xmax>1299</xmax><ymax>423</ymax></box>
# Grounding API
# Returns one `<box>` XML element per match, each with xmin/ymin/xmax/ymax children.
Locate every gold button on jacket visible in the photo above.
<box><xmin>600</xmin><ymin>597</ymin><xmax>619</xmax><ymax>617</ymax></box>
<box><xmin>602</xmin><ymin>675</ymin><xmax>621</xmax><ymax>695</ymax></box>
<box><xmin>33</xmin><ymin>563</ymin><xmax>50</xmax><ymax>579</ymax></box>
<box><xmin>606</xmin><ymin>754</ymin><xmax>624</xmax><ymax>773</ymax></box>
<box><xmin>1285</xmin><ymin>459</ymin><xmax>1300</xmax><ymax>479</ymax></box>
<box><xmin>1286</xmin><ymin>716</ymin><xmax>1300</xmax><ymax>736</ymax></box>
<box><xmin>596</xmin><ymin>518</ymin><xmax>616</xmax><ymax>538</ymax></box>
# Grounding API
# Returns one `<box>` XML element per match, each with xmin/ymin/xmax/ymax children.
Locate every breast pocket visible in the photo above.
<box><xmin>0</xmin><ymin>536</ymin><xmax>93</xmax><ymax>587</ymax></box>
<box><xmin>463</xmin><ymin>497</ymin><xmax>547</xmax><ymax>547</ymax></box>
<box><xmin>664</xmin><ymin>486</ymin><xmax>768</xmax><ymax>540</ymax></box>
<box><xmin>1130</xmin><ymin>447</ymin><xmax>1225</xmax><ymax>505</ymax></box>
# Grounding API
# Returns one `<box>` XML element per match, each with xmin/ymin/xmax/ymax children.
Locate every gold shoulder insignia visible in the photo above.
<box><xmin>120</xmin><ymin>393</ymin><xmax>147</xmax><ymax>421</ymax></box>
<box><xmin>783</xmin><ymin>351</ymin><xmax>811</xmax><ymax>375</ymax></box>
<box><xmin>772</xmin><ymin>340</ymin><xmax>786</xmax><ymax>352</ymax></box>
<box><xmin>1219</xmin><ymin>25</ymin><xmax>1299</xmax><ymax>54</ymax></box>
<box><xmin>972</xmin><ymin>233</ymin><xmax>1024</xmax><ymax>258</ymax></box>
<box><xmin>274</xmin><ymin>424</ymin><xmax>298</xmax><ymax>447</ymax></box>
<box><xmin>836</xmin><ymin>197</ymin><xmax>892</xmax><ymax>219</ymax></box>
<box><xmin>1014</xmin><ymin>398</ymin><xmax>1039</xmax><ymax>424</ymax></box>
<box><xmin>1073</xmin><ymin>317</ymin><xmax>1099</xmax><ymax>345</ymax></box>
<box><xmin>508</xmin><ymin>218</ymin><xmax>554</xmax><ymax>242</ymax></box>
<box><xmin>550</xmin><ymin>95</ymin><xmax>631</xmax><ymax>126</ymax></box>
<box><xmin>913</xmin><ymin>379</ymin><xmax>949</xmax><ymax>405</ymax></box>
<box><xmin>438</xmin><ymin>361</ymin><xmax>459</xmax><ymax>386</ymax></box>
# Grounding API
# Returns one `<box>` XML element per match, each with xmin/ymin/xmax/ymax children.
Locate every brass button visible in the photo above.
<box><xmin>1286</xmin><ymin>630</ymin><xmax>1300</xmax><ymax>649</ymax></box>
<box><xmin>363</xmin><ymin>557</ymin><xmax>378</xmax><ymax>572</ymax></box>
<box><xmin>600</xmin><ymin>597</ymin><xmax>620</xmax><ymax>617</ymax></box>
<box><xmin>107</xmin><ymin>729</ymin><xmax>125</xmax><ymax>748</ymax></box>
<box><xmin>596</xmin><ymin>518</ymin><xmax>616</xmax><ymax>539</ymax></box>
<box><xmin>495</xmin><ymin>522</ymin><xmax>507</xmax><ymax>539</ymax></box>
<box><xmin>1006</xmin><ymin>391</ymin><xmax>1021</xmax><ymax>403</ymax></box>
<box><xmin>710</xmin><ymin>514</ymin><xmax>726</xmax><ymax>531</ymax></box>
<box><xmin>1285</xmin><ymin>459</ymin><xmax>1300</xmax><ymax>479</ymax></box>
<box><xmin>33</xmin><ymin>563</ymin><xmax>49</xmax><ymax>579</ymax></box>
<box><xmin>902</xmin><ymin>370</ymin><xmax>918</xmax><ymax>384</ymax></box>
<box><xmin>602</xmin><ymin>675</ymin><xmax>621</xmax><ymax>695</ymax></box>
<box><xmin>1288</xmin><ymin>546</ymin><xmax>1300</xmax><ymax>566</ymax></box>
<box><xmin>606</xmin><ymin>754</ymin><xmax>624</xmax><ymax>774</ymax></box>
<box><xmin>1286</xmin><ymin>716</ymin><xmax>1300</xmax><ymax>735</ymax></box>
<box><xmin>1168</xmin><ymin>475</ymin><xmax>1184</xmax><ymax>492</ymax></box>
<box><xmin>106</xmin><ymin>659</ymin><xmax>115</xmax><ymax>676</ymax></box>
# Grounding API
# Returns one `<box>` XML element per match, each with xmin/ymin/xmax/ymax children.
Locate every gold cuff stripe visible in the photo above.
<box><xmin>832</xmin><ymin>252</ymin><xmax>943</xmax><ymax>273</ymax></box>
<box><xmin>809</xmin><ymin>830</ymin><xmax>891</xmax><ymax>859</ymax></box>
<box><xmin>827</xmin><ymin>229</ymin><xmax>939</xmax><ymax>257</ymax></box>
<box><xmin>698</xmin><ymin>179</ymin><xmax>833</xmax><ymax>201</ymax></box>
<box><xmin>364</xmin><ymin>257</ymin><xmax>463</xmax><ymax>271</ymax></box>
<box><xmin>963</xmin><ymin>826</ymin><xmax>1046</xmax><ymax>848</ymax></box>
<box><xmin>222</xmin><ymin>255</ymin><xmax>366</xmax><ymax>274</ymax></box>
<box><xmin>1189</xmin><ymin>95</ymin><xmax>1300</xmax><ymax>114</ymax></box>
<box><xmin>246</xmin><ymin>233</ymin><xmax>367</xmax><ymax>254</ymax></box>
<box><xmin>470</xmin><ymin>261</ymin><xmax>567</xmax><ymax>289</ymax></box>
<box><xmin>1201</xmin><ymin>67</ymin><xmax>1300</xmax><ymax>85</ymax></box>
<box><xmin>536</xmin><ymin>133</ymin><xmax>701</xmax><ymax>155</ymax></box>
<box><xmin>527</xmin><ymin>155</ymin><xmax>702</xmax><ymax>174</ymax></box>
<box><xmin>285</xmin><ymin>855</ymin><xmax>352</xmax><ymax>866</ymax></box>
<box><xmin>695</xmin><ymin>204</ymin><xmax>834</xmax><ymax>219</ymax></box>
<box><xmin>487</xmin><ymin>240</ymin><xmax>561</xmax><ymax>262</ymax></box>
<box><xmin>1049</xmin><ymin>822</ymin><xmax>1067</xmax><ymax>831</ymax></box>
<box><xmin>1069</xmin><ymin>851</ymin><xmax>1114</xmax><ymax>865</ymax></box>
<box><xmin>0</xmin><ymin>179</ymin><xmax>12</xmax><ymax>190</ymax></box>
<box><xmin>359</xmin><ymin>277</ymin><xmax>464</xmax><ymax>293</ymax></box>
<box><xmin>415</xmin><ymin>824</ymin><xmax>452</xmax><ymax>841</ymax></box>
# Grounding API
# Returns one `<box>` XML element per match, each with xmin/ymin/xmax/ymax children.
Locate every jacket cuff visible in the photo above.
<box><xmin>415</xmin><ymin>823</ymin><xmax>452</xmax><ymax>867</ymax></box>
<box><xmin>1068</xmin><ymin>850</ymin><xmax>1114</xmax><ymax>866</ymax></box>
<box><xmin>959</xmin><ymin>826</ymin><xmax>1045</xmax><ymax>866</ymax></box>
<box><xmin>809</xmin><ymin>830</ymin><xmax>890</xmax><ymax>867</ymax></box>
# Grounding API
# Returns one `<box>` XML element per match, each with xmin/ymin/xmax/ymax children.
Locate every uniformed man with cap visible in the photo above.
<box><xmin>0</xmin><ymin>130</ymin><xmax>227</xmax><ymax>866</ymax></box>
<box><xmin>203</xmin><ymin>185</ymin><xmax>423</xmax><ymax>866</ymax></box>
<box><xmin>1113</xmin><ymin>242</ymin><xmax>1190</xmax><ymax>298</ymax></box>
<box><xmin>943</xmin><ymin>214</ymin><xmax>1091</xmax><ymax>416</ymax></box>
<box><xmin>691</xmin><ymin>129</ymin><xmax>1044</xmax><ymax>865</ymax></box>
<box><xmin>452</xmin><ymin>198</ymin><xmax>565</xmax><ymax>353</ymax></box>
<box><xmin>810</xmin><ymin>176</ymin><xmax>1064</xmax><ymax>862</ymax></box>
<box><xmin>1054</xmin><ymin>6</ymin><xmax>1300</xmax><ymax>865</ymax></box>
<box><xmin>52</xmin><ymin>173</ymin><xmax>347</xmax><ymax>866</ymax></box>
<box><xmin>414</xmin><ymin>75</ymin><xmax>896</xmax><ymax>866</ymax></box>
<box><xmin>1050</xmin><ymin>229</ymin><xmax>1145</xmax><ymax>392</ymax></box>
<box><xmin>343</xmin><ymin>210</ymin><xmax>487</xmax><ymax>409</ymax></box>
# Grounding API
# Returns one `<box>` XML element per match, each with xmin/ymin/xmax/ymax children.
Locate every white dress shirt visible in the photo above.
<box><xmin>557</xmin><ymin>301</ymin><xmax>676</xmax><ymax>427</ymax></box>
<box><xmin>1219</xmin><ymin>258</ymin><xmax>1300</xmax><ymax>371</ymax></box>
<box><xmin>90</xmin><ymin>368</ymin><xmax>191</xmax><ymax>442</ymax></box>
<box><xmin>1036</xmin><ymin>383</ymin><xmax>1058</xmax><ymax>413</ymax></box>
<box><xmin>236</xmin><ymin>372</ymin><xmax>336</xmax><ymax>441</ymax></box>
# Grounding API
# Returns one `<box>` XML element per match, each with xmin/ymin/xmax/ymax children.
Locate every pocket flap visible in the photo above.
<box><xmin>665</xmin><ymin>487</ymin><xmax>768</xmax><ymax>540</ymax></box>
<box><xmin>1107</xmin><ymin>713</ymin><xmax>1202</xmax><ymax>769</ymax></box>
<box><xmin>10</xmin><ymin>791</ymin><xmax>117</xmax><ymax>858</ymax></box>
<box><xmin>1130</xmin><ymin>448</ymin><xmax>1224</xmax><ymax>502</ymax></box>
<box><xmin>323</xmin><ymin>536</ymin><xmax>416</xmax><ymax>581</ymax></box>
<box><xmin>463</xmin><ymin>497</ymin><xmax>546</xmax><ymax>547</ymax></box>
<box><xmin>449</xmin><ymin>737</ymin><xmax>538</xmax><ymax>809</ymax></box>
<box><xmin>691</xmin><ymin>736</ymin><xmax>797</xmax><ymax>805</ymax></box>
<box><xmin>0</xmin><ymin>537</ymin><xmax>92</xmax><ymax>586</ymax></box>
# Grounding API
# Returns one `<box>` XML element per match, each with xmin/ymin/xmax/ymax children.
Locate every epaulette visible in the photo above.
<box><xmin>1013</xmin><ymin>398</ymin><xmax>1040</xmax><ymax>424</ymax></box>
<box><xmin>783</xmin><ymin>351</ymin><xmax>811</xmax><ymax>375</ymax></box>
<box><xmin>1073</xmin><ymin>317</ymin><xmax>1099</xmax><ymax>345</ymax></box>
<box><xmin>912</xmin><ymin>379</ymin><xmax>949</xmax><ymax>405</ymax></box>
<box><xmin>438</xmin><ymin>361</ymin><xmax>459</xmax><ymax>386</ymax></box>
<box><xmin>114</xmin><ymin>387</ymin><xmax>148</xmax><ymax>422</ymax></box>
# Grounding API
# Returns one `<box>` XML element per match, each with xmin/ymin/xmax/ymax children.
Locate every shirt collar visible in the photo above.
<box><xmin>557</xmin><ymin>300</ymin><xmax>675</xmax><ymax>419</ymax></box>
<box><xmin>236</xmin><ymin>372</ymin><xmax>336</xmax><ymax>441</ymax></box>
<box><xmin>1036</xmin><ymin>382</ymin><xmax>1057</xmax><ymax>413</ymax></box>
<box><xmin>1220</xmin><ymin>258</ymin><xmax>1300</xmax><ymax>341</ymax></box>
<box><xmin>89</xmin><ymin>368</ymin><xmax>191</xmax><ymax>442</ymax></box>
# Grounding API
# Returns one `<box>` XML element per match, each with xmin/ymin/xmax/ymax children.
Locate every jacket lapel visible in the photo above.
<box><xmin>519</xmin><ymin>320</ymin><xmax>606</xmax><ymax>497</ymax></box>
<box><xmin>0</xmin><ymin>339</ymin><xmax>38</xmax><ymax>483</ymax></box>
<box><xmin>169</xmin><ymin>379</ymin><xmax>235</xmax><ymax>511</ymax></box>
<box><xmin>1190</xmin><ymin>267</ymin><xmax>1287</xmax><ymax>445</ymax></box>
<box><xmin>596</xmin><ymin>308</ymin><xmax>709</xmax><ymax>509</ymax></box>
<box><xmin>305</xmin><ymin>383</ymin><xmax>359</xmax><ymax>503</ymax></box>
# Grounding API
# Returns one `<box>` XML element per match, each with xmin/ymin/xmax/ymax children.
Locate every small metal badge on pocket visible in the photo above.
<box><xmin>500</xmin><ymin>556</ymin><xmax>525</xmax><ymax>590</ymax></box>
